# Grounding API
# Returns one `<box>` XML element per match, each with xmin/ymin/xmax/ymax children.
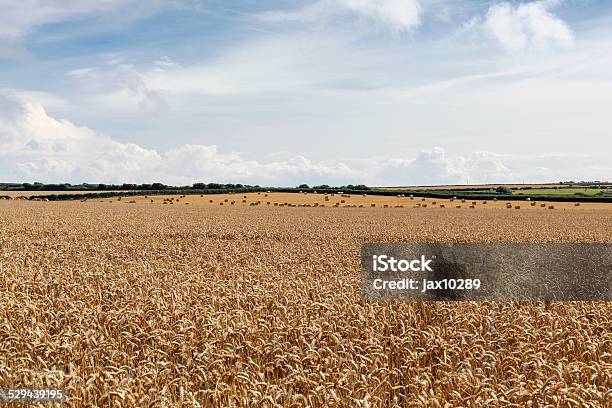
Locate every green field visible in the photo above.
<box><xmin>515</xmin><ymin>188</ymin><xmax>609</xmax><ymax>197</ymax></box>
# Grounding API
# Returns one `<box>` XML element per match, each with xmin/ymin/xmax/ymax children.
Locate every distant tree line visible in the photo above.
<box><xmin>0</xmin><ymin>182</ymin><xmax>172</xmax><ymax>191</ymax></box>
<box><xmin>297</xmin><ymin>184</ymin><xmax>370</xmax><ymax>190</ymax></box>
<box><xmin>0</xmin><ymin>182</ymin><xmax>263</xmax><ymax>191</ymax></box>
<box><xmin>0</xmin><ymin>182</ymin><xmax>370</xmax><ymax>192</ymax></box>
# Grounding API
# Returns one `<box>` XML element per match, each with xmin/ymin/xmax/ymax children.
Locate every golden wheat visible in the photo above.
<box><xmin>0</xmin><ymin>200</ymin><xmax>610</xmax><ymax>407</ymax></box>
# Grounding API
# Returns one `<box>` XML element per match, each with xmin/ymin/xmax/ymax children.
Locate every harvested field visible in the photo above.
<box><xmin>377</xmin><ymin>184</ymin><xmax>569</xmax><ymax>190</ymax></box>
<box><xmin>0</xmin><ymin>190</ymin><xmax>123</xmax><ymax>198</ymax></box>
<box><xmin>106</xmin><ymin>192</ymin><xmax>612</xmax><ymax>211</ymax></box>
<box><xmin>0</xmin><ymin>201</ymin><xmax>611</xmax><ymax>407</ymax></box>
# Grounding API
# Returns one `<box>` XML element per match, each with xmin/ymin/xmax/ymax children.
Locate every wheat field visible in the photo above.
<box><xmin>0</xmin><ymin>200</ymin><xmax>610</xmax><ymax>407</ymax></box>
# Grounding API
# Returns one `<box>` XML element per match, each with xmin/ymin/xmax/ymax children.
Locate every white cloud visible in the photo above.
<box><xmin>377</xmin><ymin>147</ymin><xmax>612</xmax><ymax>186</ymax></box>
<box><xmin>380</xmin><ymin>147</ymin><xmax>514</xmax><ymax>185</ymax></box>
<box><xmin>161</xmin><ymin>146</ymin><xmax>362</xmax><ymax>186</ymax></box>
<box><xmin>143</xmin><ymin>34</ymin><xmax>358</xmax><ymax>96</ymax></box>
<box><xmin>338</xmin><ymin>0</ymin><xmax>423</xmax><ymax>32</ymax></box>
<box><xmin>0</xmin><ymin>0</ymin><xmax>128</xmax><ymax>40</ymax></box>
<box><xmin>258</xmin><ymin>0</ymin><xmax>423</xmax><ymax>33</ymax></box>
<box><xmin>0</xmin><ymin>92</ymin><xmax>161</xmax><ymax>183</ymax></box>
<box><xmin>0</xmin><ymin>91</ymin><xmax>365</xmax><ymax>185</ymax></box>
<box><xmin>482</xmin><ymin>1</ymin><xmax>573</xmax><ymax>52</ymax></box>
<box><xmin>67</xmin><ymin>63</ymin><xmax>168</xmax><ymax>114</ymax></box>
<box><xmin>2</xmin><ymin>91</ymin><xmax>609</xmax><ymax>186</ymax></box>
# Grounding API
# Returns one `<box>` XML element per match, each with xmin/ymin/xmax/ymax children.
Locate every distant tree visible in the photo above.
<box><xmin>495</xmin><ymin>186</ymin><xmax>513</xmax><ymax>195</ymax></box>
<box><xmin>45</xmin><ymin>184</ymin><xmax>68</xmax><ymax>191</ymax></box>
<box><xmin>298</xmin><ymin>184</ymin><xmax>310</xmax><ymax>189</ymax></box>
<box><xmin>313</xmin><ymin>184</ymin><xmax>331</xmax><ymax>189</ymax></box>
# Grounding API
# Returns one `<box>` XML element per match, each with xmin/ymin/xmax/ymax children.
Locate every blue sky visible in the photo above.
<box><xmin>0</xmin><ymin>0</ymin><xmax>611</xmax><ymax>185</ymax></box>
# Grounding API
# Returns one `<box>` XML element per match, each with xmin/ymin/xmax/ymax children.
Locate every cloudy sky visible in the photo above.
<box><xmin>0</xmin><ymin>0</ymin><xmax>610</xmax><ymax>186</ymax></box>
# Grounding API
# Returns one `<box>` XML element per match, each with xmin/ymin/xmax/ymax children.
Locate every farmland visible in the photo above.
<box><xmin>375</xmin><ymin>184</ymin><xmax>612</xmax><ymax>202</ymax></box>
<box><xmin>378</xmin><ymin>183</ymin><xmax>569</xmax><ymax>190</ymax></box>
<box><xmin>101</xmin><ymin>191</ymin><xmax>612</xmax><ymax>210</ymax></box>
<box><xmin>514</xmin><ymin>188</ymin><xmax>609</xmax><ymax>197</ymax></box>
<box><xmin>0</xmin><ymin>199</ymin><xmax>611</xmax><ymax>407</ymax></box>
